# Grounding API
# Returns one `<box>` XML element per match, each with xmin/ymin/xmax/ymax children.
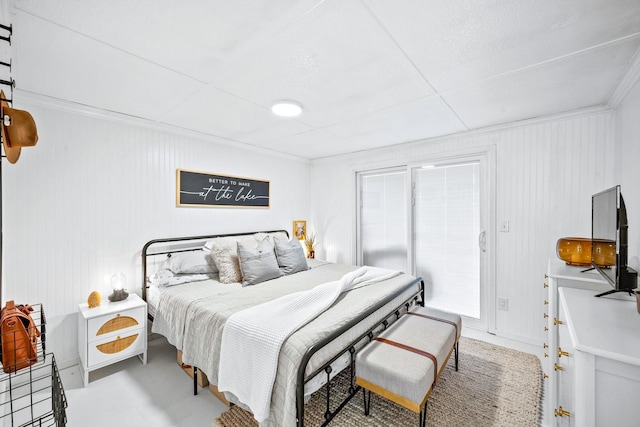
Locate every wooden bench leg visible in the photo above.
<box><xmin>363</xmin><ymin>388</ymin><xmax>371</xmax><ymax>416</ymax></box>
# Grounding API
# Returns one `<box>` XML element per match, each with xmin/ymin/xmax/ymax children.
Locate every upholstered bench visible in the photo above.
<box><xmin>355</xmin><ymin>306</ymin><xmax>462</xmax><ymax>427</ymax></box>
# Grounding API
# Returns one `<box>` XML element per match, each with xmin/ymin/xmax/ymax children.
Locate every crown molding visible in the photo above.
<box><xmin>13</xmin><ymin>90</ymin><xmax>311</xmax><ymax>164</ymax></box>
<box><xmin>14</xmin><ymin>89</ymin><xmax>614</xmax><ymax>165</ymax></box>
<box><xmin>608</xmin><ymin>46</ymin><xmax>640</xmax><ymax>108</ymax></box>
<box><xmin>312</xmin><ymin>104</ymin><xmax>612</xmax><ymax>163</ymax></box>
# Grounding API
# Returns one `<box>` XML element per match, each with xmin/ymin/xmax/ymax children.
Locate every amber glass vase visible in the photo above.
<box><xmin>556</xmin><ymin>237</ymin><xmax>616</xmax><ymax>267</ymax></box>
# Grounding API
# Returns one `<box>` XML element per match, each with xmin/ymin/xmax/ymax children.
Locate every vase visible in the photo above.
<box><xmin>556</xmin><ymin>237</ymin><xmax>615</xmax><ymax>267</ymax></box>
<box><xmin>307</xmin><ymin>250</ymin><xmax>315</xmax><ymax>259</ymax></box>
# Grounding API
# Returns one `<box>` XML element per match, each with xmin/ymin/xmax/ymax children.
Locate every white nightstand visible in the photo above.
<box><xmin>78</xmin><ymin>293</ymin><xmax>147</xmax><ymax>387</ymax></box>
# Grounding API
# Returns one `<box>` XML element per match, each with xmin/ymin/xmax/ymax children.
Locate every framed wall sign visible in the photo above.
<box><xmin>176</xmin><ymin>169</ymin><xmax>270</xmax><ymax>208</ymax></box>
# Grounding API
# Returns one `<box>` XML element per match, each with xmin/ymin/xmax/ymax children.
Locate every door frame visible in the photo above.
<box><xmin>355</xmin><ymin>145</ymin><xmax>496</xmax><ymax>333</ymax></box>
<box><xmin>408</xmin><ymin>147</ymin><xmax>496</xmax><ymax>333</ymax></box>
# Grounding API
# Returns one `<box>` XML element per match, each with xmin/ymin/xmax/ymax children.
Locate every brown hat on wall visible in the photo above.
<box><xmin>0</xmin><ymin>90</ymin><xmax>38</xmax><ymax>164</ymax></box>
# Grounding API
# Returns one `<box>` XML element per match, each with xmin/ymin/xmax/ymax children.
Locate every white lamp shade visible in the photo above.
<box><xmin>111</xmin><ymin>272</ymin><xmax>126</xmax><ymax>290</ymax></box>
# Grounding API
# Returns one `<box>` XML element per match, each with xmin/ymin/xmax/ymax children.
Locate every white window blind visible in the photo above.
<box><xmin>360</xmin><ymin>170</ymin><xmax>407</xmax><ymax>272</ymax></box>
<box><xmin>414</xmin><ymin>162</ymin><xmax>480</xmax><ymax>318</ymax></box>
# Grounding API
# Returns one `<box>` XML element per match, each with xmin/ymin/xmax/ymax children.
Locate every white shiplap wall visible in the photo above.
<box><xmin>310</xmin><ymin>109</ymin><xmax>616</xmax><ymax>345</ymax></box>
<box><xmin>0</xmin><ymin>96</ymin><xmax>629</xmax><ymax>366</ymax></box>
<box><xmin>1</xmin><ymin>98</ymin><xmax>311</xmax><ymax>368</ymax></box>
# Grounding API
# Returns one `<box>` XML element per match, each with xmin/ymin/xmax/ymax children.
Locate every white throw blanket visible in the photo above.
<box><xmin>217</xmin><ymin>266</ymin><xmax>400</xmax><ymax>422</ymax></box>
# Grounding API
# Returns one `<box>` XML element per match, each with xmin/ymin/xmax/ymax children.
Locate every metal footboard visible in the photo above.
<box><xmin>295</xmin><ymin>277</ymin><xmax>424</xmax><ymax>427</ymax></box>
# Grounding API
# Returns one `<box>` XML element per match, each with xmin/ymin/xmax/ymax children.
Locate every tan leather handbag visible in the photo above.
<box><xmin>1</xmin><ymin>301</ymin><xmax>40</xmax><ymax>373</ymax></box>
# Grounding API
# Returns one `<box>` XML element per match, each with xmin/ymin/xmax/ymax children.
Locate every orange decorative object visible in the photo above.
<box><xmin>87</xmin><ymin>291</ymin><xmax>102</xmax><ymax>308</ymax></box>
<box><xmin>556</xmin><ymin>237</ymin><xmax>616</xmax><ymax>267</ymax></box>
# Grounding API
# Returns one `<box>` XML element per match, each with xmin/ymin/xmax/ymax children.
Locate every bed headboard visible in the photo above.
<box><xmin>141</xmin><ymin>229</ymin><xmax>289</xmax><ymax>301</ymax></box>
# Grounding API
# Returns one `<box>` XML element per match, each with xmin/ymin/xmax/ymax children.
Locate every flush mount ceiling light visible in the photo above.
<box><xmin>271</xmin><ymin>100</ymin><xmax>303</xmax><ymax>117</ymax></box>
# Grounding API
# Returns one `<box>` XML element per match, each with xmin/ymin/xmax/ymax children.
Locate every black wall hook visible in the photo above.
<box><xmin>0</xmin><ymin>78</ymin><xmax>14</xmax><ymax>88</ymax></box>
<box><xmin>0</xmin><ymin>23</ymin><xmax>11</xmax><ymax>44</ymax></box>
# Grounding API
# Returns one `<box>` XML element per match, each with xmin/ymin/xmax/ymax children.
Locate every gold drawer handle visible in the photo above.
<box><xmin>558</xmin><ymin>347</ymin><xmax>570</xmax><ymax>358</ymax></box>
<box><xmin>544</xmin><ymin>327</ymin><xmax>548</xmax><ymax>332</ymax></box>
<box><xmin>543</xmin><ymin>343</ymin><xmax>548</xmax><ymax>349</ymax></box>
<box><xmin>544</xmin><ymin>300</ymin><xmax>549</xmax><ymax>305</ymax></box>
<box><xmin>543</xmin><ymin>313</ymin><xmax>549</xmax><ymax>319</ymax></box>
<box><xmin>543</xmin><ymin>373</ymin><xmax>549</xmax><ymax>379</ymax></box>
<box><xmin>554</xmin><ymin>406</ymin><xmax>571</xmax><ymax>417</ymax></box>
<box><xmin>544</xmin><ymin>282</ymin><xmax>549</xmax><ymax>288</ymax></box>
<box><xmin>554</xmin><ymin>363</ymin><xmax>564</xmax><ymax>371</ymax></box>
<box><xmin>554</xmin><ymin>317</ymin><xmax>563</xmax><ymax>325</ymax></box>
<box><xmin>544</xmin><ymin>353</ymin><xmax>548</xmax><ymax>358</ymax></box>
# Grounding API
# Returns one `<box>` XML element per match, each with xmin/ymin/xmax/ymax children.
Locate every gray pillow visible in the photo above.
<box><xmin>274</xmin><ymin>237</ymin><xmax>309</xmax><ymax>275</ymax></box>
<box><xmin>237</xmin><ymin>238</ymin><xmax>283</xmax><ymax>286</ymax></box>
<box><xmin>164</xmin><ymin>250</ymin><xmax>218</xmax><ymax>275</ymax></box>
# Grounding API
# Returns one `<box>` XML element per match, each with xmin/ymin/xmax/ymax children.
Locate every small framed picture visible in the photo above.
<box><xmin>293</xmin><ymin>220</ymin><xmax>306</xmax><ymax>240</ymax></box>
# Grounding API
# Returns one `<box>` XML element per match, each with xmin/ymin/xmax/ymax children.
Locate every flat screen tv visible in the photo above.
<box><xmin>591</xmin><ymin>185</ymin><xmax>637</xmax><ymax>297</ymax></box>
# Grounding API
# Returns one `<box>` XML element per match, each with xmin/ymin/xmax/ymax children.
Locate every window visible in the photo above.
<box><xmin>358</xmin><ymin>169</ymin><xmax>407</xmax><ymax>272</ymax></box>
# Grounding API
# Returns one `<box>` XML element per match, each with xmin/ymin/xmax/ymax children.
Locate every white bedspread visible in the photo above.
<box><xmin>217</xmin><ymin>266</ymin><xmax>399</xmax><ymax>422</ymax></box>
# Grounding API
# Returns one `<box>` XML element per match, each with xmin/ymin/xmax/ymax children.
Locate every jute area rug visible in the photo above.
<box><xmin>213</xmin><ymin>337</ymin><xmax>543</xmax><ymax>427</ymax></box>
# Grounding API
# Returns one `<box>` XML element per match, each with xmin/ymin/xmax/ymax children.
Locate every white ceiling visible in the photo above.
<box><xmin>8</xmin><ymin>0</ymin><xmax>640</xmax><ymax>159</ymax></box>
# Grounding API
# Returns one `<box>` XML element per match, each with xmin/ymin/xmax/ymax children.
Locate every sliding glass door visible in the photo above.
<box><xmin>358</xmin><ymin>151</ymin><xmax>493</xmax><ymax>330</ymax></box>
<box><xmin>413</xmin><ymin>161</ymin><xmax>480</xmax><ymax>318</ymax></box>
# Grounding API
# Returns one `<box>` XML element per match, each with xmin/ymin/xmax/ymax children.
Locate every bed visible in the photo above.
<box><xmin>141</xmin><ymin>230</ymin><xmax>424</xmax><ymax>426</ymax></box>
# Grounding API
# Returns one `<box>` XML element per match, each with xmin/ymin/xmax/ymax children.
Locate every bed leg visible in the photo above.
<box><xmin>193</xmin><ymin>366</ymin><xmax>198</xmax><ymax>395</ymax></box>
<box><xmin>324</xmin><ymin>365</ymin><xmax>332</xmax><ymax>421</ymax></box>
<box><xmin>348</xmin><ymin>347</ymin><xmax>356</xmax><ymax>394</ymax></box>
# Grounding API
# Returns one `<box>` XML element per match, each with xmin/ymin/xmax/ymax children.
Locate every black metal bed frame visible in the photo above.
<box><xmin>141</xmin><ymin>230</ymin><xmax>424</xmax><ymax>427</ymax></box>
<box><xmin>141</xmin><ymin>229</ymin><xmax>290</xmax><ymax>302</ymax></box>
<box><xmin>296</xmin><ymin>278</ymin><xmax>424</xmax><ymax>426</ymax></box>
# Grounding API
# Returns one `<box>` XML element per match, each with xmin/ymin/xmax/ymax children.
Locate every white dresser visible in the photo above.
<box><xmin>545</xmin><ymin>259</ymin><xmax>640</xmax><ymax>426</ymax></box>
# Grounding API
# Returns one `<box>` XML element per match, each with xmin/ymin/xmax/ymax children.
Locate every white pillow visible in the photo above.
<box><xmin>254</xmin><ymin>231</ymin><xmax>289</xmax><ymax>245</ymax></box>
<box><xmin>274</xmin><ymin>238</ymin><xmax>309</xmax><ymax>275</ymax></box>
<box><xmin>164</xmin><ymin>250</ymin><xmax>217</xmax><ymax>275</ymax></box>
<box><xmin>151</xmin><ymin>271</ymin><xmax>214</xmax><ymax>287</ymax></box>
<box><xmin>237</xmin><ymin>238</ymin><xmax>283</xmax><ymax>286</ymax></box>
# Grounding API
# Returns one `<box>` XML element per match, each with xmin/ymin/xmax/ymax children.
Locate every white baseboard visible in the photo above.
<box><xmin>461</xmin><ymin>327</ymin><xmax>543</xmax><ymax>361</ymax></box>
